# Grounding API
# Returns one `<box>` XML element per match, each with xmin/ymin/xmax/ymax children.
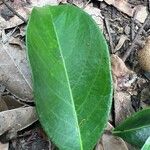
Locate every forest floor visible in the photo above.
<box><xmin>0</xmin><ymin>0</ymin><xmax>150</xmax><ymax>150</ymax></box>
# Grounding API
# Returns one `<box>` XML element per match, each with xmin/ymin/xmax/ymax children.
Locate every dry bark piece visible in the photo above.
<box><xmin>0</xmin><ymin>107</ymin><xmax>37</xmax><ymax>138</ymax></box>
<box><xmin>138</xmin><ymin>37</ymin><xmax>150</xmax><ymax>71</ymax></box>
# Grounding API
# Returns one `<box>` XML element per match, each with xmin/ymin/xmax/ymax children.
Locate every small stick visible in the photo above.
<box><xmin>122</xmin><ymin>14</ymin><xmax>150</xmax><ymax>62</ymax></box>
<box><xmin>2</xmin><ymin>0</ymin><xmax>27</xmax><ymax>23</ymax></box>
<box><xmin>131</xmin><ymin>17</ymin><xmax>135</xmax><ymax>41</ymax></box>
<box><xmin>104</xmin><ymin>17</ymin><xmax>114</xmax><ymax>53</ymax></box>
<box><xmin>134</xmin><ymin>20</ymin><xmax>147</xmax><ymax>36</ymax></box>
<box><xmin>82</xmin><ymin>0</ymin><xmax>91</xmax><ymax>9</ymax></box>
<box><xmin>2</xmin><ymin>26</ymin><xmax>18</xmax><ymax>44</ymax></box>
<box><xmin>131</xmin><ymin>8</ymin><xmax>139</xmax><ymax>40</ymax></box>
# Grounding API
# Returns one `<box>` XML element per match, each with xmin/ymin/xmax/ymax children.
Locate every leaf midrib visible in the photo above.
<box><xmin>49</xmin><ymin>8</ymin><xmax>83</xmax><ymax>150</ymax></box>
<box><xmin>113</xmin><ymin>124</ymin><xmax>150</xmax><ymax>134</ymax></box>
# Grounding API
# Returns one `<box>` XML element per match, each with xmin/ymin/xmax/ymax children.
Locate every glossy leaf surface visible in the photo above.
<box><xmin>26</xmin><ymin>5</ymin><xmax>112</xmax><ymax>150</ymax></box>
<box><xmin>113</xmin><ymin>108</ymin><xmax>150</xmax><ymax>148</ymax></box>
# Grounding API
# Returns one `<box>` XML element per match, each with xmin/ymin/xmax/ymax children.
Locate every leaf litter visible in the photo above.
<box><xmin>0</xmin><ymin>0</ymin><xmax>150</xmax><ymax>149</ymax></box>
<box><xmin>95</xmin><ymin>123</ymin><xmax>128</xmax><ymax>150</ymax></box>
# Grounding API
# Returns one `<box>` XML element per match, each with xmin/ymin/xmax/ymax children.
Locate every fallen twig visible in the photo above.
<box><xmin>122</xmin><ymin>14</ymin><xmax>150</xmax><ymax>62</ymax></box>
<box><xmin>2</xmin><ymin>0</ymin><xmax>27</xmax><ymax>23</ymax></box>
<box><xmin>131</xmin><ymin>17</ymin><xmax>135</xmax><ymax>41</ymax></box>
<box><xmin>131</xmin><ymin>11</ymin><xmax>147</xmax><ymax>40</ymax></box>
<box><xmin>134</xmin><ymin>20</ymin><xmax>147</xmax><ymax>36</ymax></box>
<box><xmin>2</xmin><ymin>26</ymin><xmax>18</xmax><ymax>44</ymax></box>
<box><xmin>82</xmin><ymin>0</ymin><xmax>91</xmax><ymax>9</ymax></box>
<box><xmin>104</xmin><ymin>18</ymin><xmax>114</xmax><ymax>53</ymax></box>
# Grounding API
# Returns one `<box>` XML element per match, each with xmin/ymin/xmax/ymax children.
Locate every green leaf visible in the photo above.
<box><xmin>26</xmin><ymin>4</ymin><xmax>112</xmax><ymax>150</ymax></box>
<box><xmin>113</xmin><ymin>108</ymin><xmax>150</xmax><ymax>148</ymax></box>
<box><xmin>141</xmin><ymin>136</ymin><xmax>150</xmax><ymax>150</ymax></box>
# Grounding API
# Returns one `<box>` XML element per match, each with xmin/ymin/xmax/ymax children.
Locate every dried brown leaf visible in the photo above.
<box><xmin>0</xmin><ymin>107</ymin><xmax>37</xmax><ymax>137</ymax></box>
<box><xmin>114</xmin><ymin>35</ymin><xmax>129</xmax><ymax>52</ymax></box>
<box><xmin>2</xmin><ymin>95</ymin><xmax>24</xmax><ymax>110</ymax></box>
<box><xmin>0</xmin><ymin>43</ymin><xmax>32</xmax><ymax>101</ymax></box>
<box><xmin>67</xmin><ymin>0</ymin><xmax>84</xmax><ymax>7</ymax></box>
<box><xmin>95</xmin><ymin>123</ymin><xmax>128</xmax><ymax>150</ymax></box>
<box><xmin>111</xmin><ymin>54</ymin><xmax>136</xmax><ymax>125</ymax></box>
<box><xmin>134</xmin><ymin>5</ymin><xmax>148</xmax><ymax>23</ymax></box>
<box><xmin>0</xmin><ymin>8</ymin><xmax>28</xmax><ymax>30</ymax></box>
<box><xmin>0</xmin><ymin>96</ymin><xmax>8</xmax><ymax>112</ymax></box>
<box><xmin>102</xmin><ymin>0</ymin><xmax>148</xmax><ymax>23</ymax></box>
<box><xmin>103</xmin><ymin>0</ymin><xmax>134</xmax><ymax>16</ymax></box>
<box><xmin>114</xmin><ymin>91</ymin><xmax>135</xmax><ymax>126</ymax></box>
<box><xmin>9</xmin><ymin>37</ymin><xmax>24</xmax><ymax>49</ymax></box>
<box><xmin>111</xmin><ymin>54</ymin><xmax>133</xmax><ymax>78</ymax></box>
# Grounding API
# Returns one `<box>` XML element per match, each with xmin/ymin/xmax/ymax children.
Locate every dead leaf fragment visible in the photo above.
<box><xmin>84</xmin><ymin>4</ymin><xmax>104</xmax><ymax>30</ymax></box>
<box><xmin>103</xmin><ymin>0</ymin><xmax>134</xmax><ymax>16</ymax></box>
<box><xmin>0</xmin><ymin>96</ymin><xmax>8</xmax><ymax>112</ymax></box>
<box><xmin>68</xmin><ymin>0</ymin><xmax>84</xmax><ymax>7</ymax></box>
<box><xmin>0</xmin><ymin>107</ymin><xmax>37</xmax><ymax>138</ymax></box>
<box><xmin>0</xmin><ymin>8</ymin><xmax>28</xmax><ymax>30</ymax></box>
<box><xmin>2</xmin><ymin>95</ymin><xmax>24</xmax><ymax>110</ymax></box>
<box><xmin>9</xmin><ymin>37</ymin><xmax>24</xmax><ymax>49</ymax></box>
<box><xmin>114</xmin><ymin>91</ymin><xmax>135</xmax><ymax>125</ymax></box>
<box><xmin>100</xmin><ymin>134</ymin><xmax>128</xmax><ymax>150</ymax></box>
<box><xmin>134</xmin><ymin>5</ymin><xmax>148</xmax><ymax>23</ymax></box>
<box><xmin>0</xmin><ymin>142</ymin><xmax>9</xmax><ymax>150</ymax></box>
<box><xmin>111</xmin><ymin>54</ymin><xmax>133</xmax><ymax>77</ymax></box>
<box><xmin>138</xmin><ymin>36</ymin><xmax>150</xmax><ymax>71</ymax></box>
<box><xmin>111</xmin><ymin>54</ymin><xmax>136</xmax><ymax>125</ymax></box>
<box><xmin>114</xmin><ymin>35</ymin><xmax>129</xmax><ymax>52</ymax></box>
<box><xmin>102</xmin><ymin>0</ymin><xmax>147</xmax><ymax>23</ymax></box>
<box><xmin>30</xmin><ymin>0</ymin><xmax>59</xmax><ymax>6</ymax></box>
<box><xmin>0</xmin><ymin>43</ymin><xmax>32</xmax><ymax>101</ymax></box>
<box><xmin>95</xmin><ymin>123</ymin><xmax>128</xmax><ymax>150</ymax></box>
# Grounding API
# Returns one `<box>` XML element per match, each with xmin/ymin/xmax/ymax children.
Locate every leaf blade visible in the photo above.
<box><xmin>141</xmin><ymin>136</ymin><xmax>150</xmax><ymax>150</ymax></box>
<box><xmin>26</xmin><ymin>4</ymin><xmax>112</xmax><ymax>150</ymax></box>
<box><xmin>113</xmin><ymin>108</ymin><xmax>150</xmax><ymax>148</ymax></box>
